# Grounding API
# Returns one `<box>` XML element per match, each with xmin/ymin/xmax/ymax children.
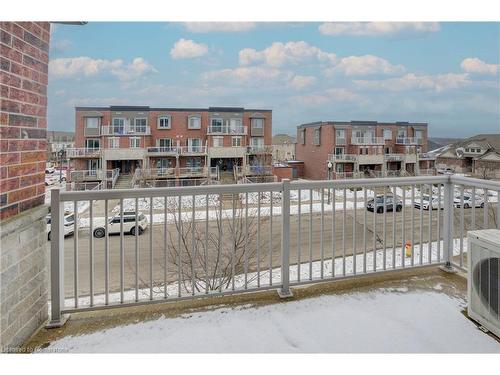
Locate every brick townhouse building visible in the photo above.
<box><xmin>296</xmin><ymin>120</ymin><xmax>434</xmax><ymax>180</ymax></box>
<box><xmin>68</xmin><ymin>106</ymin><xmax>273</xmax><ymax>187</ymax></box>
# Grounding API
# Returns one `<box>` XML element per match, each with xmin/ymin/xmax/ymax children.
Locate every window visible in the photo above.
<box><xmin>188</xmin><ymin>138</ymin><xmax>201</xmax><ymax>152</ymax></box>
<box><xmin>383</xmin><ymin>129</ymin><xmax>392</xmax><ymax>140</ymax></box>
<box><xmin>85</xmin><ymin>117</ymin><xmax>100</xmax><ymax>128</ymax></box>
<box><xmin>157</xmin><ymin>138</ymin><xmax>173</xmax><ymax>149</ymax></box>
<box><xmin>157</xmin><ymin>116</ymin><xmax>171</xmax><ymax>129</ymax></box>
<box><xmin>313</xmin><ymin>128</ymin><xmax>321</xmax><ymax>146</ymax></box>
<box><xmin>211</xmin><ymin>118</ymin><xmax>223</xmax><ymax>132</ymax></box>
<box><xmin>397</xmin><ymin>128</ymin><xmax>407</xmax><ymax>138</ymax></box>
<box><xmin>335</xmin><ymin>147</ymin><xmax>344</xmax><ymax>155</ymax></box>
<box><xmin>232</xmin><ymin>136</ymin><xmax>242</xmax><ymax>147</ymax></box>
<box><xmin>230</xmin><ymin>118</ymin><xmax>242</xmax><ymax>133</ymax></box>
<box><xmin>251</xmin><ymin>137</ymin><xmax>264</xmax><ymax>147</ymax></box>
<box><xmin>300</xmin><ymin>129</ymin><xmax>305</xmax><ymax>145</ymax></box>
<box><xmin>112</xmin><ymin>118</ymin><xmax>125</xmax><ymax>134</ymax></box>
<box><xmin>212</xmin><ymin>136</ymin><xmax>223</xmax><ymax>147</ymax></box>
<box><xmin>157</xmin><ymin>158</ymin><xmax>173</xmax><ymax>169</ymax></box>
<box><xmin>251</xmin><ymin>118</ymin><xmax>264</xmax><ymax>129</ymax></box>
<box><xmin>188</xmin><ymin>115</ymin><xmax>201</xmax><ymax>129</ymax></box>
<box><xmin>335</xmin><ymin>129</ymin><xmax>346</xmax><ymax>144</ymax></box>
<box><xmin>87</xmin><ymin>159</ymin><xmax>99</xmax><ymax>171</ymax></box>
<box><xmin>133</xmin><ymin>118</ymin><xmax>147</xmax><ymax>133</ymax></box>
<box><xmin>108</xmin><ymin>138</ymin><xmax>119</xmax><ymax>149</ymax></box>
<box><xmin>187</xmin><ymin>157</ymin><xmax>202</xmax><ymax>168</ymax></box>
<box><xmin>85</xmin><ymin>139</ymin><xmax>100</xmax><ymax>149</ymax></box>
<box><xmin>129</xmin><ymin>137</ymin><xmax>140</xmax><ymax>148</ymax></box>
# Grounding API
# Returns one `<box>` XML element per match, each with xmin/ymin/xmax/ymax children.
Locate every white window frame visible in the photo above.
<box><xmin>112</xmin><ymin>118</ymin><xmax>125</xmax><ymax>134</ymax></box>
<box><xmin>251</xmin><ymin>118</ymin><xmax>264</xmax><ymax>129</ymax></box>
<box><xmin>383</xmin><ymin>129</ymin><xmax>392</xmax><ymax>140</ymax></box>
<box><xmin>108</xmin><ymin>137</ymin><xmax>119</xmax><ymax>149</ymax></box>
<box><xmin>212</xmin><ymin>136</ymin><xmax>224</xmax><ymax>148</ymax></box>
<box><xmin>187</xmin><ymin>138</ymin><xmax>201</xmax><ymax>152</ymax></box>
<box><xmin>85</xmin><ymin>138</ymin><xmax>100</xmax><ymax>149</ymax></box>
<box><xmin>250</xmin><ymin>137</ymin><xmax>264</xmax><ymax>147</ymax></box>
<box><xmin>85</xmin><ymin>117</ymin><xmax>100</xmax><ymax>129</ymax></box>
<box><xmin>157</xmin><ymin>116</ymin><xmax>171</xmax><ymax>129</ymax></box>
<box><xmin>133</xmin><ymin>118</ymin><xmax>147</xmax><ymax>133</ymax></box>
<box><xmin>129</xmin><ymin>137</ymin><xmax>140</xmax><ymax>148</ymax></box>
<box><xmin>188</xmin><ymin>115</ymin><xmax>201</xmax><ymax>130</ymax></box>
<box><xmin>232</xmin><ymin>136</ymin><xmax>242</xmax><ymax>147</ymax></box>
<box><xmin>157</xmin><ymin>138</ymin><xmax>173</xmax><ymax>149</ymax></box>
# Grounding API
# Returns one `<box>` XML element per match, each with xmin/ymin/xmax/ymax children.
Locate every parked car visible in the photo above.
<box><xmin>93</xmin><ymin>211</ymin><xmax>148</xmax><ymax>238</ymax></box>
<box><xmin>454</xmin><ymin>194</ymin><xmax>484</xmax><ymax>208</ymax></box>
<box><xmin>45</xmin><ymin>166</ymin><xmax>55</xmax><ymax>174</ymax></box>
<box><xmin>46</xmin><ymin>212</ymin><xmax>75</xmax><ymax>241</ymax></box>
<box><xmin>414</xmin><ymin>195</ymin><xmax>444</xmax><ymax>210</ymax></box>
<box><xmin>366</xmin><ymin>194</ymin><xmax>403</xmax><ymax>213</ymax></box>
<box><xmin>436</xmin><ymin>167</ymin><xmax>454</xmax><ymax>174</ymax></box>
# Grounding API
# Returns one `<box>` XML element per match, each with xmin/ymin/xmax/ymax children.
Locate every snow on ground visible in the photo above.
<box><xmin>39</xmin><ymin>288</ymin><xmax>499</xmax><ymax>353</ymax></box>
<box><xmin>61</xmin><ymin>238</ymin><xmax>466</xmax><ymax>309</ymax></box>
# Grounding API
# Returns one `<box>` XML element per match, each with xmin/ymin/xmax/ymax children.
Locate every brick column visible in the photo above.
<box><xmin>1</xmin><ymin>21</ymin><xmax>51</xmax><ymax>351</ymax></box>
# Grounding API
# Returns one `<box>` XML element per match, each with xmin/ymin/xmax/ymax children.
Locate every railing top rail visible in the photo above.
<box><xmin>450</xmin><ymin>175</ymin><xmax>500</xmax><ymax>190</ymax></box>
<box><xmin>291</xmin><ymin>175</ymin><xmax>449</xmax><ymax>189</ymax></box>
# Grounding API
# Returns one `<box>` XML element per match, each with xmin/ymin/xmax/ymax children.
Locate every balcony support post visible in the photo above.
<box><xmin>46</xmin><ymin>188</ymin><xmax>69</xmax><ymax>328</ymax></box>
<box><xmin>278</xmin><ymin>179</ymin><xmax>293</xmax><ymax>298</ymax></box>
<box><xmin>440</xmin><ymin>176</ymin><xmax>457</xmax><ymax>273</ymax></box>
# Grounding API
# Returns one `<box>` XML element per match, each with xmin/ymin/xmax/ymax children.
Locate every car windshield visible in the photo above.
<box><xmin>46</xmin><ymin>217</ymin><xmax>51</xmax><ymax>224</ymax></box>
<box><xmin>422</xmin><ymin>196</ymin><xmax>430</xmax><ymax>202</ymax></box>
<box><xmin>138</xmin><ymin>213</ymin><xmax>146</xmax><ymax>221</ymax></box>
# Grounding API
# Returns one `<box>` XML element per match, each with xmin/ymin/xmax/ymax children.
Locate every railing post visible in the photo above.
<box><xmin>279</xmin><ymin>179</ymin><xmax>293</xmax><ymax>298</ymax></box>
<box><xmin>47</xmin><ymin>188</ymin><xmax>68</xmax><ymax>327</ymax></box>
<box><xmin>440</xmin><ymin>176</ymin><xmax>456</xmax><ymax>273</ymax></box>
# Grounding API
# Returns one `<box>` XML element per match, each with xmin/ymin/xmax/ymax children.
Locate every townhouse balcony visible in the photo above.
<box><xmin>234</xmin><ymin>165</ymin><xmax>274</xmax><ymax>176</ymax></box>
<box><xmin>103</xmin><ymin>148</ymin><xmax>146</xmax><ymax>160</ymax></box>
<box><xmin>101</xmin><ymin>125</ymin><xmax>151</xmax><ymax>136</ymax></box>
<box><xmin>146</xmin><ymin>146</ymin><xmax>180</xmax><ymax>156</ymax></box>
<box><xmin>247</xmin><ymin>145</ymin><xmax>273</xmax><ymax>154</ymax></box>
<box><xmin>208</xmin><ymin>146</ymin><xmax>246</xmax><ymax>159</ymax></box>
<box><xmin>384</xmin><ymin>153</ymin><xmax>405</xmax><ymax>162</ymax></box>
<box><xmin>396</xmin><ymin>137</ymin><xmax>423</xmax><ymax>145</ymax></box>
<box><xmin>351</xmin><ymin>136</ymin><xmax>386</xmax><ymax>145</ymax></box>
<box><xmin>207</xmin><ymin>125</ymin><xmax>247</xmax><ymax>135</ymax></box>
<box><xmin>69</xmin><ymin>168</ymin><xmax>119</xmax><ymax>183</ymax></box>
<box><xmin>66</xmin><ymin>148</ymin><xmax>102</xmax><ymax>158</ymax></box>
<box><xmin>328</xmin><ymin>154</ymin><xmax>358</xmax><ymax>162</ymax></box>
<box><xmin>179</xmin><ymin>145</ymin><xmax>207</xmax><ymax>155</ymax></box>
<box><xmin>419</xmin><ymin>152</ymin><xmax>436</xmax><ymax>160</ymax></box>
<box><xmin>137</xmin><ymin>166</ymin><xmax>212</xmax><ymax>180</ymax></box>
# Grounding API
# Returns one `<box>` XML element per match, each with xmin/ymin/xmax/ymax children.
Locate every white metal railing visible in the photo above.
<box><xmin>419</xmin><ymin>153</ymin><xmax>436</xmax><ymax>160</ymax></box>
<box><xmin>66</xmin><ymin>148</ymin><xmax>102</xmax><ymax>158</ymax></box>
<box><xmin>384</xmin><ymin>154</ymin><xmax>405</xmax><ymax>162</ymax></box>
<box><xmin>101</xmin><ymin>125</ymin><xmax>151</xmax><ymax>136</ymax></box>
<box><xmin>332</xmin><ymin>172</ymin><xmax>364</xmax><ymax>179</ymax></box>
<box><xmin>335</xmin><ymin>137</ymin><xmax>346</xmax><ymax>145</ymax></box>
<box><xmin>351</xmin><ymin>136</ymin><xmax>385</xmax><ymax>145</ymax></box>
<box><xmin>146</xmin><ymin>146</ymin><xmax>180</xmax><ymax>155</ymax></box>
<box><xmin>247</xmin><ymin>145</ymin><xmax>273</xmax><ymax>153</ymax></box>
<box><xmin>328</xmin><ymin>154</ymin><xmax>358</xmax><ymax>162</ymax></box>
<box><xmin>396</xmin><ymin>137</ymin><xmax>422</xmax><ymax>145</ymax></box>
<box><xmin>238</xmin><ymin>165</ymin><xmax>274</xmax><ymax>175</ymax></box>
<box><xmin>207</xmin><ymin>125</ymin><xmax>247</xmax><ymax>135</ymax></box>
<box><xmin>178</xmin><ymin>146</ymin><xmax>207</xmax><ymax>154</ymax></box>
<box><xmin>48</xmin><ymin>175</ymin><xmax>500</xmax><ymax>326</ymax></box>
<box><xmin>69</xmin><ymin>169</ymin><xmax>104</xmax><ymax>181</ymax></box>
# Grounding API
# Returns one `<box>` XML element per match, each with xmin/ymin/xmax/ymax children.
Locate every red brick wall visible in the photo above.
<box><xmin>295</xmin><ymin>124</ymin><xmax>334</xmax><ymax>180</ymax></box>
<box><xmin>272</xmin><ymin>166</ymin><xmax>293</xmax><ymax>181</ymax></box>
<box><xmin>1</xmin><ymin>22</ymin><xmax>50</xmax><ymax>220</ymax></box>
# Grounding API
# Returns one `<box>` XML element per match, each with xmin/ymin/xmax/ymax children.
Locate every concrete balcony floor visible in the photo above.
<box><xmin>25</xmin><ymin>267</ymin><xmax>500</xmax><ymax>353</ymax></box>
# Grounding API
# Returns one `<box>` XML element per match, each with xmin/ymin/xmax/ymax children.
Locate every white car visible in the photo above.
<box><xmin>46</xmin><ymin>213</ymin><xmax>75</xmax><ymax>240</ymax></box>
<box><xmin>454</xmin><ymin>195</ymin><xmax>484</xmax><ymax>209</ymax></box>
<box><xmin>93</xmin><ymin>211</ymin><xmax>148</xmax><ymax>238</ymax></box>
<box><xmin>45</xmin><ymin>166</ymin><xmax>55</xmax><ymax>174</ymax></box>
<box><xmin>414</xmin><ymin>195</ymin><xmax>444</xmax><ymax>210</ymax></box>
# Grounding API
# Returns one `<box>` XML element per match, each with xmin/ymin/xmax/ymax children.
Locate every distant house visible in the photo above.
<box><xmin>436</xmin><ymin>134</ymin><xmax>500</xmax><ymax>179</ymax></box>
<box><xmin>272</xmin><ymin>134</ymin><xmax>296</xmax><ymax>163</ymax></box>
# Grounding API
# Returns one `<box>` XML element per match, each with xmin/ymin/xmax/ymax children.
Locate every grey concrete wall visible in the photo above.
<box><xmin>0</xmin><ymin>205</ymin><xmax>48</xmax><ymax>351</ymax></box>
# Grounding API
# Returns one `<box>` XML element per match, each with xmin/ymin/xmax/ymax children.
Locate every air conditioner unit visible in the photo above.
<box><xmin>467</xmin><ymin>229</ymin><xmax>500</xmax><ymax>338</ymax></box>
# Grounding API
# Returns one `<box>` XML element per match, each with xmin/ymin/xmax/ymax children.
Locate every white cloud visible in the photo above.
<box><xmin>319</xmin><ymin>22</ymin><xmax>440</xmax><ymax>36</ymax></box>
<box><xmin>49</xmin><ymin>56</ymin><xmax>123</xmax><ymax>77</ymax></box>
<box><xmin>170</xmin><ymin>39</ymin><xmax>208</xmax><ymax>59</ymax></box>
<box><xmin>289</xmin><ymin>88</ymin><xmax>360</xmax><ymax>106</ymax></box>
<box><xmin>239</xmin><ymin>41</ymin><xmax>336</xmax><ymax>67</ymax></box>
<box><xmin>325</xmin><ymin>55</ymin><xmax>405</xmax><ymax>76</ymax></box>
<box><xmin>183</xmin><ymin>22</ymin><xmax>256</xmax><ymax>33</ymax></box>
<box><xmin>49</xmin><ymin>56</ymin><xmax>156</xmax><ymax>81</ymax></box>
<box><xmin>289</xmin><ymin>75</ymin><xmax>316</xmax><ymax>90</ymax></box>
<box><xmin>460</xmin><ymin>57</ymin><xmax>499</xmax><ymax>75</ymax></box>
<box><xmin>204</xmin><ymin>66</ymin><xmax>291</xmax><ymax>85</ymax></box>
<box><xmin>354</xmin><ymin>73</ymin><xmax>470</xmax><ymax>92</ymax></box>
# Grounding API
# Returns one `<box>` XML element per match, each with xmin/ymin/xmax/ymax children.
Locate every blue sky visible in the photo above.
<box><xmin>48</xmin><ymin>22</ymin><xmax>499</xmax><ymax>137</ymax></box>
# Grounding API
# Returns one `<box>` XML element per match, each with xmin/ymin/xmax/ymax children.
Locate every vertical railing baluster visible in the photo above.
<box><xmin>104</xmin><ymin>200</ymin><xmax>109</xmax><ymax>305</ymax></box>
<box><xmin>460</xmin><ymin>185</ymin><xmax>465</xmax><ymax>268</ymax></box>
<box><xmin>411</xmin><ymin>185</ymin><xmax>415</xmax><ymax>267</ymax></box>
<box><xmin>269</xmin><ymin>192</ymin><xmax>273</xmax><ymax>285</ymax></box>
<box><xmin>119</xmin><ymin>198</ymin><xmax>124</xmax><ymax>303</ymax></box>
<box><xmin>89</xmin><ymin>199</ymin><xmax>94</xmax><ymax>307</ymax></box>
<box><xmin>483</xmin><ymin>188</ymin><xmax>489</xmax><ymax>229</ymax></box>
<box><xmin>363</xmin><ymin>188</ymin><xmax>367</xmax><ymax>273</ymax></box>
<box><xmin>244</xmin><ymin>192</ymin><xmax>248</xmax><ymax>289</ymax></box>
<box><xmin>178</xmin><ymin>195</ymin><xmax>182</xmax><ymax>297</ymax></box>
<box><xmin>437</xmin><ymin>184</ymin><xmax>441</xmax><ymax>263</ymax></box>
<box><xmin>232</xmin><ymin>194</ymin><xmax>236</xmax><ymax>290</ymax></box>
<box><xmin>49</xmin><ymin>188</ymin><xmax>64</xmax><ymax>326</ymax></box>
<box><xmin>352</xmin><ymin>187</ymin><xmax>357</xmax><ymax>275</ymax></box>
<box><xmin>428</xmin><ymin>184</ymin><xmax>433</xmax><ymax>263</ymax></box>
<box><xmin>472</xmin><ymin>187</ymin><xmax>476</xmax><ymax>230</ymax></box>
<box><xmin>205</xmin><ymin>194</ymin><xmax>209</xmax><ymax>294</ymax></box>
<box><xmin>298</xmin><ymin>189</ymin><xmax>302</xmax><ymax>282</ymax></box>
<box><xmin>392</xmin><ymin>186</ymin><xmax>396</xmax><ymax>269</ymax></box>
<box><xmin>257</xmin><ymin>191</ymin><xmax>261</xmax><ymax>287</ymax></box>
<box><xmin>135</xmin><ymin>198</ymin><xmax>139</xmax><ymax>302</ymax></box>
<box><xmin>401</xmin><ymin>186</ymin><xmax>406</xmax><ymax>268</ymax></box>
<box><xmin>442</xmin><ymin>179</ymin><xmax>454</xmax><ymax>269</ymax></box>
<box><xmin>74</xmin><ymin>200</ymin><xmax>79</xmax><ymax>308</ymax></box>
<box><xmin>192</xmin><ymin>195</ymin><xmax>197</xmax><ymax>295</ymax></box>
<box><xmin>382</xmin><ymin>186</ymin><xmax>387</xmax><ymax>270</ymax></box>
<box><xmin>321</xmin><ymin>188</ymin><xmax>325</xmax><ymax>278</ymax></box>
<box><xmin>419</xmin><ymin>184</ymin><xmax>424</xmax><ymax>266</ymax></box>
<box><xmin>280</xmin><ymin>179</ymin><xmax>291</xmax><ymax>297</ymax></box>
<box><xmin>309</xmin><ymin>189</ymin><xmax>313</xmax><ymax>280</ymax></box>
<box><xmin>332</xmin><ymin>188</ymin><xmax>336</xmax><ymax>277</ymax></box>
<box><xmin>343</xmin><ymin>188</ymin><xmax>347</xmax><ymax>276</ymax></box>
<box><xmin>373</xmin><ymin>187</ymin><xmax>377</xmax><ymax>272</ymax></box>
<box><xmin>164</xmin><ymin>195</ymin><xmax>168</xmax><ymax>298</ymax></box>
<box><xmin>150</xmin><ymin>197</ymin><xmax>154</xmax><ymax>300</ymax></box>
